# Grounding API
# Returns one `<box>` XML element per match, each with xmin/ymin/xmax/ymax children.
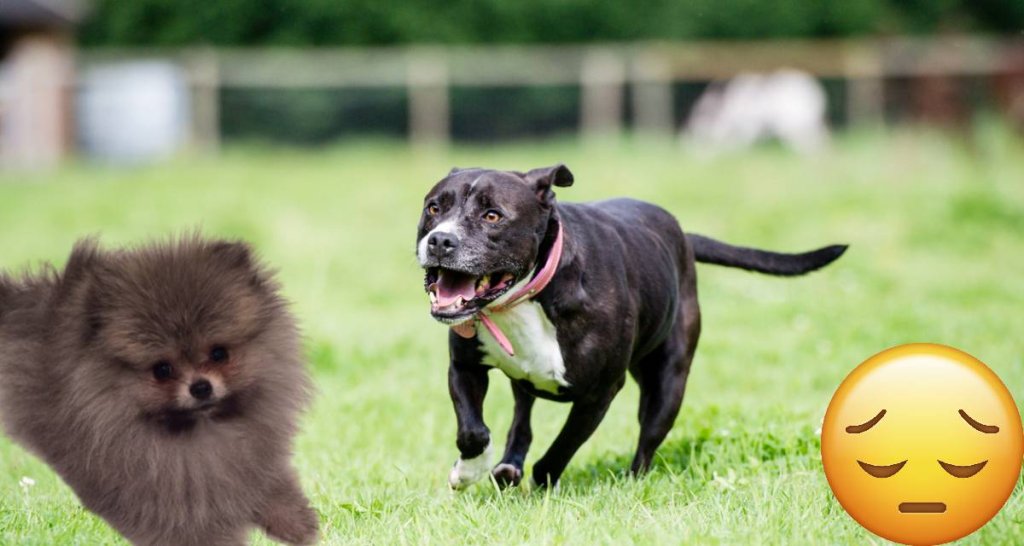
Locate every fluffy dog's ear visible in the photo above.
<box><xmin>525</xmin><ymin>164</ymin><xmax>574</xmax><ymax>207</ymax></box>
<box><xmin>81</xmin><ymin>282</ymin><xmax>106</xmax><ymax>346</ymax></box>
<box><xmin>209</xmin><ymin>240</ymin><xmax>274</xmax><ymax>291</ymax></box>
<box><xmin>209</xmin><ymin>240</ymin><xmax>254</xmax><ymax>270</ymax></box>
<box><xmin>60</xmin><ymin>238</ymin><xmax>108</xmax><ymax>345</ymax></box>
<box><xmin>0</xmin><ymin>275</ymin><xmax>10</xmax><ymax>317</ymax></box>
<box><xmin>62</xmin><ymin>237</ymin><xmax>103</xmax><ymax>291</ymax></box>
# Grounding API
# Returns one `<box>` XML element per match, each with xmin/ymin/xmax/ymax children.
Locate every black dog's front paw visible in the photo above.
<box><xmin>491</xmin><ymin>463</ymin><xmax>523</xmax><ymax>488</ymax></box>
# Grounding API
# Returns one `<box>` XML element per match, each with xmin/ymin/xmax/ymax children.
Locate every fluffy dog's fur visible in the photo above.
<box><xmin>0</xmin><ymin>236</ymin><xmax>318</xmax><ymax>546</ymax></box>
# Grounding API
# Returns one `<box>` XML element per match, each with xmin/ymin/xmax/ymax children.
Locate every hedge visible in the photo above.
<box><xmin>79</xmin><ymin>0</ymin><xmax>1024</xmax><ymax>47</ymax></box>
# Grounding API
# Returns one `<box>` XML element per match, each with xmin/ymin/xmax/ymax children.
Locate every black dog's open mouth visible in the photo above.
<box><xmin>425</xmin><ymin>267</ymin><xmax>517</xmax><ymax>321</ymax></box>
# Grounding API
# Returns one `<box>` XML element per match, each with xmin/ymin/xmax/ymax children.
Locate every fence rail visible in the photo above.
<box><xmin>78</xmin><ymin>37</ymin><xmax>1024</xmax><ymax>149</ymax></box>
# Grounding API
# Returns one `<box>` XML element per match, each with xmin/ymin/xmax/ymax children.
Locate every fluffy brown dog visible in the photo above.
<box><xmin>0</xmin><ymin>236</ymin><xmax>318</xmax><ymax>546</ymax></box>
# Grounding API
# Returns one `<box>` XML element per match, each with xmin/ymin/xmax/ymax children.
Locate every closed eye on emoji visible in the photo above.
<box><xmin>938</xmin><ymin>460</ymin><xmax>987</xmax><ymax>478</ymax></box>
<box><xmin>857</xmin><ymin>460</ymin><xmax>907</xmax><ymax>478</ymax></box>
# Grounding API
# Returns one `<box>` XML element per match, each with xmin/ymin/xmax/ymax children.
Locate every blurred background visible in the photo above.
<box><xmin>2</xmin><ymin>2</ymin><xmax>1024</xmax><ymax>544</ymax></box>
<box><xmin>2</xmin><ymin>0</ymin><xmax>1024</xmax><ymax>165</ymax></box>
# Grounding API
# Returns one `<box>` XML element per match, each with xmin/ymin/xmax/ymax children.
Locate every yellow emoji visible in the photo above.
<box><xmin>822</xmin><ymin>343</ymin><xmax>1023</xmax><ymax>546</ymax></box>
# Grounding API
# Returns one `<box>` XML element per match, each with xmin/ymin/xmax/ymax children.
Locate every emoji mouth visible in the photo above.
<box><xmin>899</xmin><ymin>502</ymin><xmax>947</xmax><ymax>513</ymax></box>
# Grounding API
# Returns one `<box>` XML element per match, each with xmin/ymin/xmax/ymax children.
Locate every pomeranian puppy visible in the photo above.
<box><xmin>0</xmin><ymin>236</ymin><xmax>318</xmax><ymax>546</ymax></box>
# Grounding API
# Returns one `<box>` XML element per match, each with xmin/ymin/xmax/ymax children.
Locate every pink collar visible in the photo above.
<box><xmin>451</xmin><ymin>222</ymin><xmax>565</xmax><ymax>356</ymax></box>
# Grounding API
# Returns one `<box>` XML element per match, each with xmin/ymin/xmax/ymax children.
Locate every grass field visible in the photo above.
<box><xmin>1</xmin><ymin>129</ymin><xmax>1023</xmax><ymax>545</ymax></box>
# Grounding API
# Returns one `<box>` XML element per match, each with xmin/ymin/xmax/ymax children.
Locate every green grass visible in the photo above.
<box><xmin>1</xmin><ymin>129</ymin><xmax>1024</xmax><ymax>545</ymax></box>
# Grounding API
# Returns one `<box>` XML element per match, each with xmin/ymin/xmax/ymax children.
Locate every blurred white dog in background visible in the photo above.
<box><xmin>684</xmin><ymin>69</ymin><xmax>829</xmax><ymax>155</ymax></box>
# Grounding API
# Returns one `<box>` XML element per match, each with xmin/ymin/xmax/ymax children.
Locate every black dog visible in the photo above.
<box><xmin>416</xmin><ymin>164</ymin><xmax>846</xmax><ymax>488</ymax></box>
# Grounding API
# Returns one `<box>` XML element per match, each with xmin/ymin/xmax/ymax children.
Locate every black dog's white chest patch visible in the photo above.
<box><xmin>479</xmin><ymin>301</ymin><xmax>570</xmax><ymax>394</ymax></box>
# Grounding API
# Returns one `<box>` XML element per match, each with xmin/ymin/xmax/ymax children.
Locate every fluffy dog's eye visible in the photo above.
<box><xmin>209</xmin><ymin>346</ymin><xmax>229</xmax><ymax>363</ymax></box>
<box><xmin>152</xmin><ymin>361</ymin><xmax>173</xmax><ymax>381</ymax></box>
<box><xmin>483</xmin><ymin>210</ymin><xmax>502</xmax><ymax>223</ymax></box>
<box><xmin>426</xmin><ymin>204</ymin><xmax>440</xmax><ymax>216</ymax></box>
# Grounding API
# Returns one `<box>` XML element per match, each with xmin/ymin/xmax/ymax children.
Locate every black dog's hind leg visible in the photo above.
<box><xmin>532</xmin><ymin>381</ymin><xmax>624</xmax><ymax>488</ymax></box>
<box><xmin>630</xmin><ymin>274</ymin><xmax>700</xmax><ymax>474</ymax></box>
<box><xmin>492</xmin><ymin>381</ymin><xmax>536</xmax><ymax>487</ymax></box>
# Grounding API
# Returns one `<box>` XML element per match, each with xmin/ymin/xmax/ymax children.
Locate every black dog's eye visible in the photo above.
<box><xmin>209</xmin><ymin>346</ymin><xmax>229</xmax><ymax>363</ymax></box>
<box><xmin>152</xmin><ymin>361</ymin><xmax>174</xmax><ymax>381</ymax></box>
<box><xmin>426</xmin><ymin>203</ymin><xmax>440</xmax><ymax>216</ymax></box>
<box><xmin>483</xmin><ymin>210</ymin><xmax>502</xmax><ymax>223</ymax></box>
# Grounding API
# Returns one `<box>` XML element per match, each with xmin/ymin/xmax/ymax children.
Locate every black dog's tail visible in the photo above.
<box><xmin>687</xmin><ymin>234</ymin><xmax>847</xmax><ymax>276</ymax></box>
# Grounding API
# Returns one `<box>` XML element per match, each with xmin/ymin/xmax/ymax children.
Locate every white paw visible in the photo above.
<box><xmin>448</xmin><ymin>441</ymin><xmax>493</xmax><ymax>490</ymax></box>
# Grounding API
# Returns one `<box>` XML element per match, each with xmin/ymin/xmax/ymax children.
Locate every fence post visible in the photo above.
<box><xmin>0</xmin><ymin>31</ymin><xmax>74</xmax><ymax>170</ymax></box>
<box><xmin>631</xmin><ymin>50</ymin><xmax>674</xmax><ymax>137</ymax></box>
<box><xmin>408</xmin><ymin>52</ymin><xmax>450</xmax><ymax>147</ymax></box>
<box><xmin>188</xmin><ymin>49</ymin><xmax>220</xmax><ymax>153</ymax></box>
<box><xmin>844</xmin><ymin>43</ymin><xmax>884</xmax><ymax>126</ymax></box>
<box><xmin>580</xmin><ymin>49</ymin><xmax>625</xmax><ymax>138</ymax></box>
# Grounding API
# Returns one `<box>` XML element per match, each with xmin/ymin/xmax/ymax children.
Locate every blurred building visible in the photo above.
<box><xmin>0</xmin><ymin>0</ymin><xmax>86</xmax><ymax>170</ymax></box>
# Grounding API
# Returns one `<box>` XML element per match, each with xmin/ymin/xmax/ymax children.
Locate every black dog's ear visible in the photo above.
<box><xmin>524</xmin><ymin>164</ymin><xmax>574</xmax><ymax>206</ymax></box>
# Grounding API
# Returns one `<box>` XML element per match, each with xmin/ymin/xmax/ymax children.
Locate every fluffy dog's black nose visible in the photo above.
<box><xmin>189</xmin><ymin>379</ymin><xmax>213</xmax><ymax>400</ymax></box>
<box><xmin>427</xmin><ymin>232</ymin><xmax>459</xmax><ymax>259</ymax></box>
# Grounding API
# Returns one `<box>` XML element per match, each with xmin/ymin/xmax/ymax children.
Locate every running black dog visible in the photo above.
<box><xmin>416</xmin><ymin>164</ymin><xmax>846</xmax><ymax>488</ymax></box>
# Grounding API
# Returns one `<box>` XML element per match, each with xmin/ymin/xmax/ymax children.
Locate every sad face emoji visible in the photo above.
<box><xmin>822</xmin><ymin>344</ymin><xmax>1023</xmax><ymax>545</ymax></box>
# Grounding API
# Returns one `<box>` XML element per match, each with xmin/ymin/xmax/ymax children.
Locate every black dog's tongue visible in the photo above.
<box><xmin>435</xmin><ymin>270</ymin><xmax>477</xmax><ymax>307</ymax></box>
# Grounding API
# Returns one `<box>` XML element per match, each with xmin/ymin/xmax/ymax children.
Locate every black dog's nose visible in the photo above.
<box><xmin>427</xmin><ymin>232</ymin><xmax>459</xmax><ymax>259</ymax></box>
<box><xmin>189</xmin><ymin>379</ymin><xmax>213</xmax><ymax>400</ymax></box>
